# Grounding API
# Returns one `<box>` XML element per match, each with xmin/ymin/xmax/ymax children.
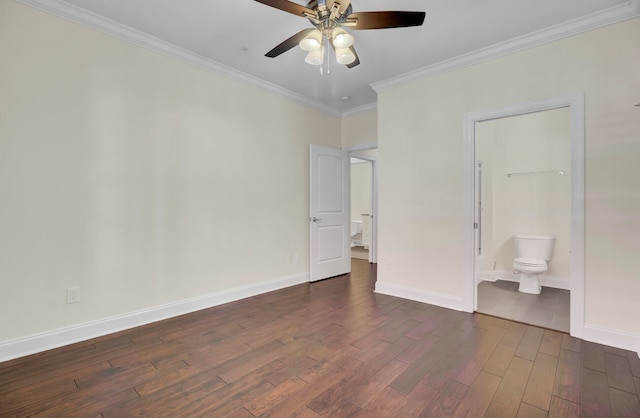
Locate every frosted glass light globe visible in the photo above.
<box><xmin>300</xmin><ymin>30</ymin><xmax>322</xmax><ymax>51</ymax></box>
<box><xmin>305</xmin><ymin>48</ymin><xmax>324</xmax><ymax>65</ymax></box>
<box><xmin>332</xmin><ymin>28</ymin><xmax>354</xmax><ymax>48</ymax></box>
<box><xmin>335</xmin><ymin>47</ymin><xmax>356</xmax><ymax>65</ymax></box>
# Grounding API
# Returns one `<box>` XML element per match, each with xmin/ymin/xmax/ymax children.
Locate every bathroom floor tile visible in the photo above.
<box><xmin>477</xmin><ymin>281</ymin><xmax>570</xmax><ymax>333</ymax></box>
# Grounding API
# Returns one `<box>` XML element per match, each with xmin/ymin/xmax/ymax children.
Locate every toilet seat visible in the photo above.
<box><xmin>514</xmin><ymin>257</ymin><xmax>546</xmax><ymax>268</ymax></box>
<box><xmin>513</xmin><ymin>257</ymin><xmax>547</xmax><ymax>276</ymax></box>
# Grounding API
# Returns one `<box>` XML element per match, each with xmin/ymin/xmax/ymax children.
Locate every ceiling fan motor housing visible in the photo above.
<box><xmin>306</xmin><ymin>1</ymin><xmax>352</xmax><ymax>28</ymax></box>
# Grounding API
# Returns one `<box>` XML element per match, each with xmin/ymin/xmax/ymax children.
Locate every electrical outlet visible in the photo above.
<box><xmin>67</xmin><ymin>287</ymin><xmax>80</xmax><ymax>304</ymax></box>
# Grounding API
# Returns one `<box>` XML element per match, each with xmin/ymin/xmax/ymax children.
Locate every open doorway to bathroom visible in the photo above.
<box><xmin>350</xmin><ymin>149</ymin><xmax>377</xmax><ymax>263</ymax></box>
<box><xmin>464</xmin><ymin>94</ymin><xmax>585</xmax><ymax>337</ymax></box>
<box><xmin>474</xmin><ymin>107</ymin><xmax>572</xmax><ymax>332</ymax></box>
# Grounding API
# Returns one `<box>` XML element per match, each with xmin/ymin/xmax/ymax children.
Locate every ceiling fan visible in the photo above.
<box><xmin>254</xmin><ymin>0</ymin><xmax>426</xmax><ymax>69</ymax></box>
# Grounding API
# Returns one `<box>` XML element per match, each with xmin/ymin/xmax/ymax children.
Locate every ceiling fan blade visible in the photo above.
<box><xmin>346</xmin><ymin>46</ymin><xmax>360</xmax><ymax>69</ymax></box>
<box><xmin>347</xmin><ymin>11</ymin><xmax>426</xmax><ymax>30</ymax></box>
<box><xmin>265</xmin><ymin>28</ymin><xmax>316</xmax><ymax>58</ymax></box>
<box><xmin>254</xmin><ymin>0</ymin><xmax>315</xmax><ymax>18</ymax></box>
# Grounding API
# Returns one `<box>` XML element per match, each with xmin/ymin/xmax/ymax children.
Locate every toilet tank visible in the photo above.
<box><xmin>512</xmin><ymin>235</ymin><xmax>555</xmax><ymax>261</ymax></box>
<box><xmin>351</xmin><ymin>220</ymin><xmax>363</xmax><ymax>235</ymax></box>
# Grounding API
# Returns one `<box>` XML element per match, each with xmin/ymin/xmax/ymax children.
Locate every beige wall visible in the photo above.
<box><xmin>377</xmin><ymin>17</ymin><xmax>640</xmax><ymax>335</ymax></box>
<box><xmin>0</xmin><ymin>1</ymin><xmax>340</xmax><ymax>342</ymax></box>
<box><xmin>342</xmin><ymin>110</ymin><xmax>377</xmax><ymax>149</ymax></box>
<box><xmin>478</xmin><ymin>108</ymin><xmax>571</xmax><ymax>281</ymax></box>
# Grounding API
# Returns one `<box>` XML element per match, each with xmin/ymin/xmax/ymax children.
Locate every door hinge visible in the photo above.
<box><xmin>474</xmin><ymin>222</ymin><xmax>479</xmax><ymax>229</ymax></box>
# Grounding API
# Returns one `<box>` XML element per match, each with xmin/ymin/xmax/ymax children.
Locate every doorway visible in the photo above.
<box><xmin>463</xmin><ymin>94</ymin><xmax>585</xmax><ymax>337</ymax></box>
<box><xmin>309</xmin><ymin>145</ymin><xmax>378</xmax><ymax>283</ymax></box>
<box><xmin>350</xmin><ymin>149</ymin><xmax>377</xmax><ymax>264</ymax></box>
<box><xmin>350</xmin><ymin>157</ymin><xmax>371</xmax><ymax>261</ymax></box>
<box><xmin>474</xmin><ymin>108</ymin><xmax>571</xmax><ymax>332</ymax></box>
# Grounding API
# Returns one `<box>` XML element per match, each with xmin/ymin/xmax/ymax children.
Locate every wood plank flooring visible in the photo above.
<box><xmin>1</xmin><ymin>259</ymin><xmax>639</xmax><ymax>417</ymax></box>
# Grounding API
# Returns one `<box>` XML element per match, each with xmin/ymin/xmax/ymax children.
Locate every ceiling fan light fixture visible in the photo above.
<box><xmin>305</xmin><ymin>46</ymin><xmax>324</xmax><ymax>65</ymax></box>
<box><xmin>260</xmin><ymin>0</ymin><xmax>426</xmax><ymax>70</ymax></box>
<box><xmin>335</xmin><ymin>47</ymin><xmax>356</xmax><ymax>65</ymax></box>
<box><xmin>299</xmin><ymin>29</ymin><xmax>322</xmax><ymax>51</ymax></box>
<box><xmin>331</xmin><ymin>27</ymin><xmax>354</xmax><ymax>48</ymax></box>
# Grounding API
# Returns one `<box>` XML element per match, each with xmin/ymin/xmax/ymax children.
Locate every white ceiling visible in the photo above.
<box><xmin>23</xmin><ymin>0</ymin><xmax>638</xmax><ymax>115</ymax></box>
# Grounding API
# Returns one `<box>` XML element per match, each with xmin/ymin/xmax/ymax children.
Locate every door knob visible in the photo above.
<box><xmin>310</xmin><ymin>217</ymin><xmax>322</xmax><ymax>222</ymax></box>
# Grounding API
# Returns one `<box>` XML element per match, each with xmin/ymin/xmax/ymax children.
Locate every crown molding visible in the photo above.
<box><xmin>372</xmin><ymin>0</ymin><xmax>640</xmax><ymax>93</ymax></box>
<box><xmin>16</xmin><ymin>0</ymin><xmax>639</xmax><ymax>117</ymax></box>
<box><xmin>16</xmin><ymin>0</ymin><xmax>343</xmax><ymax>118</ymax></box>
<box><xmin>341</xmin><ymin>102</ymin><xmax>377</xmax><ymax>117</ymax></box>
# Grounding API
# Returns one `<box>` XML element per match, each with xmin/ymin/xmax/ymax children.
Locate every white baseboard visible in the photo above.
<box><xmin>579</xmin><ymin>323</ymin><xmax>640</xmax><ymax>358</ymax></box>
<box><xmin>377</xmin><ymin>279</ymin><xmax>639</xmax><ymax>357</ymax></box>
<box><xmin>374</xmin><ymin>281</ymin><xmax>465</xmax><ymax>312</ymax></box>
<box><xmin>0</xmin><ymin>272</ymin><xmax>309</xmax><ymax>363</ymax></box>
<box><xmin>478</xmin><ymin>272</ymin><xmax>497</xmax><ymax>284</ymax></box>
<box><xmin>483</xmin><ymin>270</ymin><xmax>570</xmax><ymax>290</ymax></box>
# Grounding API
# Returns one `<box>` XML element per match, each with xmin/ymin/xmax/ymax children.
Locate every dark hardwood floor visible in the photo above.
<box><xmin>1</xmin><ymin>259</ymin><xmax>639</xmax><ymax>417</ymax></box>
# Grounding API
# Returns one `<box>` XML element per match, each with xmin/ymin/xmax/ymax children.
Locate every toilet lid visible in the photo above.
<box><xmin>514</xmin><ymin>257</ymin><xmax>546</xmax><ymax>267</ymax></box>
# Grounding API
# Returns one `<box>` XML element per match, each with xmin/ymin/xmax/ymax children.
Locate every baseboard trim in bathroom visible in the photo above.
<box><xmin>350</xmin><ymin>246</ymin><xmax>369</xmax><ymax>260</ymax></box>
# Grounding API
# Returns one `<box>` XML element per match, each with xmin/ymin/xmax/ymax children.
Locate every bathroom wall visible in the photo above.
<box><xmin>477</xmin><ymin>109</ymin><xmax>572</xmax><ymax>284</ymax></box>
<box><xmin>351</xmin><ymin>160</ymin><xmax>371</xmax><ymax>223</ymax></box>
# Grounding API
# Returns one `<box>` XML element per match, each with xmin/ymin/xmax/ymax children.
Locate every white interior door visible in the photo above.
<box><xmin>310</xmin><ymin>144</ymin><xmax>350</xmax><ymax>282</ymax></box>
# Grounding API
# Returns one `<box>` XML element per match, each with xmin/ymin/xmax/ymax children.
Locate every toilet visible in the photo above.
<box><xmin>350</xmin><ymin>220</ymin><xmax>363</xmax><ymax>247</ymax></box>
<box><xmin>512</xmin><ymin>234</ymin><xmax>555</xmax><ymax>294</ymax></box>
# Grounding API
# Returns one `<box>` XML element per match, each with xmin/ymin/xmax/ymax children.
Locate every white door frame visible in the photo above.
<box><xmin>462</xmin><ymin>93</ymin><xmax>585</xmax><ymax>338</ymax></box>
<box><xmin>349</xmin><ymin>151</ymin><xmax>378</xmax><ymax>263</ymax></box>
